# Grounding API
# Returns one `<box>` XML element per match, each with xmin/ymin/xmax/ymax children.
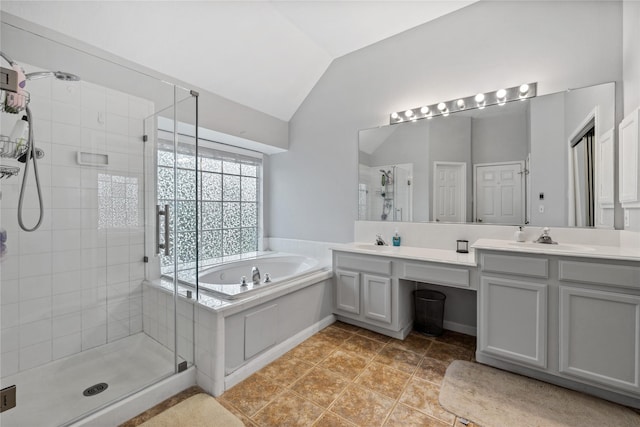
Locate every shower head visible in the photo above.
<box><xmin>26</xmin><ymin>71</ymin><xmax>80</xmax><ymax>81</ymax></box>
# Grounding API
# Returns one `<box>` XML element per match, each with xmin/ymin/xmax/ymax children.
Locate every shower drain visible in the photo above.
<box><xmin>83</xmin><ymin>383</ymin><xmax>108</xmax><ymax>397</ymax></box>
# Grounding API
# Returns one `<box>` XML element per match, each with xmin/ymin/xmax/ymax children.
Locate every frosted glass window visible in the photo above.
<box><xmin>98</xmin><ymin>173</ymin><xmax>139</xmax><ymax>229</ymax></box>
<box><xmin>158</xmin><ymin>147</ymin><xmax>260</xmax><ymax>274</ymax></box>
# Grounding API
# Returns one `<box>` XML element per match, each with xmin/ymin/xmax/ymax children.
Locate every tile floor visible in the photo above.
<box><xmin>217</xmin><ymin>322</ymin><xmax>478</xmax><ymax>426</ymax></box>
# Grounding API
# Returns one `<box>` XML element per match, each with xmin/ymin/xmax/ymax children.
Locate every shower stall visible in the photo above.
<box><xmin>0</xmin><ymin>18</ymin><xmax>198</xmax><ymax>426</ymax></box>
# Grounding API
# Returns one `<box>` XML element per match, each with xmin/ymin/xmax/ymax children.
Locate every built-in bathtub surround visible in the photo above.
<box><xmin>0</xmin><ymin>62</ymin><xmax>153</xmax><ymax>377</ymax></box>
<box><xmin>265</xmin><ymin>237</ymin><xmax>334</xmax><ymax>267</ymax></box>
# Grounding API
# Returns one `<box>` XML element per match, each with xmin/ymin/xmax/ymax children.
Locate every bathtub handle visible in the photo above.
<box><xmin>156</xmin><ymin>204</ymin><xmax>170</xmax><ymax>256</ymax></box>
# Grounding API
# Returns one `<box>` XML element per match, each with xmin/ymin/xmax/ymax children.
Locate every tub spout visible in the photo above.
<box><xmin>252</xmin><ymin>267</ymin><xmax>260</xmax><ymax>285</ymax></box>
<box><xmin>264</xmin><ymin>273</ymin><xmax>271</xmax><ymax>283</ymax></box>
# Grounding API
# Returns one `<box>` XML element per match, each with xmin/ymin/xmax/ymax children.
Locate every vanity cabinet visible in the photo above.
<box><xmin>478</xmin><ymin>253</ymin><xmax>549</xmax><ymax>369</ymax></box>
<box><xmin>476</xmin><ymin>247</ymin><xmax>640</xmax><ymax>406</ymax></box>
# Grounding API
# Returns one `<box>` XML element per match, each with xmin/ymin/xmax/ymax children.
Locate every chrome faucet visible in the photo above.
<box><xmin>252</xmin><ymin>266</ymin><xmax>260</xmax><ymax>284</ymax></box>
<box><xmin>375</xmin><ymin>234</ymin><xmax>387</xmax><ymax>246</ymax></box>
<box><xmin>535</xmin><ymin>227</ymin><xmax>557</xmax><ymax>244</ymax></box>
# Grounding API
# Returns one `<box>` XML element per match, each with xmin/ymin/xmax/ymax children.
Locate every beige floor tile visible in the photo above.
<box><xmin>384</xmin><ymin>403</ymin><xmax>452</xmax><ymax>426</ymax></box>
<box><xmin>317</xmin><ymin>325</ymin><xmax>355</xmax><ymax>345</ymax></box>
<box><xmin>291</xmin><ymin>367</ymin><xmax>350</xmax><ymax>407</ymax></box>
<box><xmin>355</xmin><ymin>361</ymin><xmax>410</xmax><ymax>400</ymax></box>
<box><xmin>430</xmin><ymin>329</ymin><xmax>477</xmax><ymax>350</ymax></box>
<box><xmin>425</xmin><ymin>341</ymin><xmax>474</xmax><ymax>364</ymax></box>
<box><xmin>356</xmin><ymin>328</ymin><xmax>392</xmax><ymax>343</ymax></box>
<box><xmin>313</xmin><ymin>411</ymin><xmax>358</xmax><ymax>427</ymax></box>
<box><xmin>400</xmin><ymin>377</ymin><xmax>456</xmax><ymax>425</ymax></box>
<box><xmin>220</xmin><ymin>373</ymin><xmax>283</xmax><ymax>417</ymax></box>
<box><xmin>414</xmin><ymin>356</ymin><xmax>449</xmax><ymax>385</ymax></box>
<box><xmin>252</xmin><ymin>390</ymin><xmax>324</xmax><ymax>427</ymax></box>
<box><xmin>374</xmin><ymin>345</ymin><xmax>423</xmax><ymax>374</ymax></box>
<box><xmin>287</xmin><ymin>335</ymin><xmax>338</xmax><ymax>364</ymax></box>
<box><xmin>259</xmin><ymin>355</ymin><xmax>314</xmax><ymax>385</ymax></box>
<box><xmin>388</xmin><ymin>332</ymin><xmax>432</xmax><ymax>356</ymax></box>
<box><xmin>339</xmin><ymin>334</ymin><xmax>386</xmax><ymax>360</ymax></box>
<box><xmin>217</xmin><ymin>397</ymin><xmax>260</xmax><ymax>426</ymax></box>
<box><xmin>319</xmin><ymin>349</ymin><xmax>369</xmax><ymax>380</ymax></box>
<box><xmin>330</xmin><ymin>384</ymin><xmax>395</xmax><ymax>426</ymax></box>
<box><xmin>332</xmin><ymin>321</ymin><xmax>362</xmax><ymax>333</ymax></box>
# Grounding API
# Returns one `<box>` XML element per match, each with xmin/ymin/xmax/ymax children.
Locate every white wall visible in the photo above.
<box><xmin>1</xmin><ymin>66</ymin><xmax>152</xmax><ymax>376</ymax></box>
<box><xmin>269</xmin><ymin>0</ymin><xmax>623</xmax><ymax>243</ymax></box>
<box><xmin>622</xmin><ymin>0</ymin><xmax>640</xmax><ymax>231</ymax></box>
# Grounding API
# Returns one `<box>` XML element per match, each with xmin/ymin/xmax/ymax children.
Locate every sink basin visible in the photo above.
<box><xmin>508</xmin><ymin>242</ymin><xmax>596</xmax><ymax>252</ymax></box>
<box><xmin>353</xmin><ymin>244</ymin><xmax>395</xmax><ymax>252</ymax></box>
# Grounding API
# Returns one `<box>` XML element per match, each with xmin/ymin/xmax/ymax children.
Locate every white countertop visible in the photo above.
<box><xmin>472</xmin><ymin>238</ymin><xmax>640</xmax><ymax>262</ymax></box>
<box><xmin>330</xmin><ymin>243</ymin><xmax>477</xmax><ymax>267</ymax></box>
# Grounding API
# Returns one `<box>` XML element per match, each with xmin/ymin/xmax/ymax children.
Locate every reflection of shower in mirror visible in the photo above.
<box><xmin>358</xmin><ymin>163</ymin><xmax>413</xmax><ymax>222</ymax></box>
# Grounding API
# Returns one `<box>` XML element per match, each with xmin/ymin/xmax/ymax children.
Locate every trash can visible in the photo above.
<box><xmin>414</xmin><ymin>290</ymin><xmax>446</xmax><ymax>336</ymax></box>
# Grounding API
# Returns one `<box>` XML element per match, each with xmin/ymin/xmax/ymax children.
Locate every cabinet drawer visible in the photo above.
<box><xmin>404</xmin><ymin>262</ymin><xmax>469</xmax><ymax>288</ymax></box>
<box><xmin>559</xmin><ymin>261</ymin><xmax>640</xmax><ymax>289</ymax></box>
<box><xmin>335</xmin><ymin>253</ymin><xmax>392</xmax><ymax>275</ymax></box>
<box><xmin>481</xmin><ymin>253</ymin><xmax>548</xmax><ymax>279</ymax></box>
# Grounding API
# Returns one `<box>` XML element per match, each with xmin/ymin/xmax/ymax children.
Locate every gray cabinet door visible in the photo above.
<box><xmin>363</xmin><ymin>274</ymin><xmax>392</xmax><ymax>324</ymax></box>
<box><xmin>559</xmin><ymin>286</ymin><xmax>640</xmax><ymax>392</ymax></box>
<box><xmin>479</xmin><ymin>276</ymin><xmax>548</xmax><ymax>369</ymax></box>
<box><xmin>335</xmin><ymin>269</ymin><xmax>360</xmax><ymax>315</ymax></box>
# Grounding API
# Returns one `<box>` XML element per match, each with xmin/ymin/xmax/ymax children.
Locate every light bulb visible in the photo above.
<box><xmin>405</xmin><ymin>109</ymin><xmax>414</xmax><ymax>118</ymax></box>
<box><xmin>519</xmin><ymin>84</ymin><xmax>530</xmax><ymax>98</ymax></box>
<box><xmin>437</xmin><ymin>102</ymin><xmax>447</xmax><ymax>112</ymax></box>
<box><xmin>456</xmin><ymin>99</ymin><xmax>465</xmax><ymax>110</ymax></box>
<box><xmin>475</xmin><ymin>93</ymin><xmax>486</xmax><ymax>109</ymax></box>
<box><xmin>391</xmin><ymin>112</ymin><xmax>399</xmax><ymax>119</ymax></box>
<box><xmin>496</xmin><ymin>89</ymin><xmax>507</xmax><ymax>99</ymax></box>
<box><xmin>420</xmin><ymin>106</ymin><xmax>429</xmax><ymax>114</ymax></box>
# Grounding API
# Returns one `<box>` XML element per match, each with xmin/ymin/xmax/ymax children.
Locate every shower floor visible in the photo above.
<box><xmin>0</xmin><ymin>333</ymin><xmax>175</xmax><ymax>427</ymax></box>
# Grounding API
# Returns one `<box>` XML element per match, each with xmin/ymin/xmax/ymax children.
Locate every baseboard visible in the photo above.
<box><xmin>223</xmin><ymin>314</ymin><xmax>336</xmax><ymax>391</ymax></box>
<box><xmin>71</xmin><ymin>367</ymin><xmax>196</xmax><ymax>427</ymax></box>
<box><xmin>443</xmin><ymin>320</ymin><xmax>477</xmax><ymax>337</ymax></box>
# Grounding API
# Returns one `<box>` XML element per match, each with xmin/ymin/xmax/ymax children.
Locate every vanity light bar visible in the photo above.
<box><xmin>390</xmin><ymin>82</ymin><xmax>537</xmax><ymax>124</ymax></box>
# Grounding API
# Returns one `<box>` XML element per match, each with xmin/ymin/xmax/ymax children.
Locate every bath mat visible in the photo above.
<box><xmin>439</xmin><ymin>361</ymin><xmax>640</xmax><ymax>427</ymax></box>
<box><xmin>139</xmin><ymin>393</ymin><xmax>243</xmax><ymax>427</ymax></box>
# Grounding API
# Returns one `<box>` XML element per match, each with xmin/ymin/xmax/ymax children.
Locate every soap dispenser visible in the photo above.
<box><xmin>514</xmin><ymin>226</ymin><xmax>525</xmax><ymax>242</ymax></box>
<box><xmin>392</xmin><ymin>230</ymin><xmax>401</xmax><ymax>246</ymax></box>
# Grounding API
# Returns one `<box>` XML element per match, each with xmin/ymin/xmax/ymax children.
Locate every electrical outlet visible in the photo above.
<box><xmin>624</xmin><ymin>210</ymin><xmax>630</xmax><ymax>227</ymax></box>
<box><xmin>538</xmin><ymin>205</ymin><xmax>544</xmax><ymax>213</ymax></box>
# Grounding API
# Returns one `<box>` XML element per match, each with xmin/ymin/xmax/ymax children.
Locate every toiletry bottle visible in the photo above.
<box><xmin>514</xmin><ymin>226</ymin><xmax>525</xmax><ymax>242</ymax></box>
<box><xmin>9</xmin><ymin>115</ymin><xmax>29</xmax><ymax>151</ymax></box>
<box><xmin>392</xmin><ymin>230</ymin><xmax>401</xmax><ymax>246</ymax></box>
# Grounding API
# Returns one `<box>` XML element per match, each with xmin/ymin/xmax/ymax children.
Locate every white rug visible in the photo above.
<box><xmin>140</xmin><ymin>393</ymin><xmax>243</xmax><ymax>427</ymax></box>
<box><xmin>439</xmin><ymin>361</ymin><xmax>640</xmax><ymax>427</ymax></box>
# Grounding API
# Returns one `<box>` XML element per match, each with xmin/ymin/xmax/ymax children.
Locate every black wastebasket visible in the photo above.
<box><xmin>414</xmin><ymin>290</ymin><xmax>446</xmax><ymax>336</ymax></box>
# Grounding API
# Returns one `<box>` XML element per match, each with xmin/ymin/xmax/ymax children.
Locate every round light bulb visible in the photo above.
<box><xmin>519</xmin><ymin>84</ymin><xmax>529</xmax><ymax>95</ymax></box>
<box><xmin>475</xmin><ymin>93</ymin><xmax>485</xmax><ymax>103</ymax></box>
<box><xmin>420</xmin><ymin>106</ymin><xmax>430</xmax><ymax>114</ymax></box>
<box><xmin>405</xmin><ymin>109</ymin><xmax>414</xmax><ymax>118</ymax></box>
<box><xmin>391</xmin><ymin>112</ymin><xmax>399</xmax><ymax>119</ymax></box>
<box><xmin>456</xmin><ymin>99</ymin><xmax>465</xmax><ymax>109</ymax></box>
<box><xmin>437</xmin><ymin>102</ymin><xmax>447</xmax><ymax>112</ymax></box>
<box><xmin>496</xmin><ymin>89</ymin><xmax>507</xmax><ymax>99</ymax></box>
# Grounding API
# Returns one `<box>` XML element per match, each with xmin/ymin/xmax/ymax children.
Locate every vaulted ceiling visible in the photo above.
<box><xmin>1</xmin><ymin>1</ymin><xmax>476</xmax><ymax>121</ymax></box>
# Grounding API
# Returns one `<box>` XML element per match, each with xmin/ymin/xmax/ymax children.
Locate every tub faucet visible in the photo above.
<box><xmin>252</xmin><ymin>266</ymin><xmax>260</xmax><ymax>284</ymax></box>
<box><xmin>375</xmin><ymin>234</ymin><xmax>387</xmax><ymax>246</ymax></box>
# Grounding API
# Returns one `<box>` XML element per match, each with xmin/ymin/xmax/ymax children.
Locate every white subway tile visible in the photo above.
<box><xmin>52</xmin><ymin>291</ymin><xmax>82</xmax><ymax>317</ymax></box>
<box><xmin>80</xmin><ymin>247</ymin><xmax>107</xmax><ymax>269</ymax></box>
<box><xmin>107</xmin><ymin>319</ymin><xmax>129</xmax><ymax>342</ymax></box>
<box><xmin>1</xmin><ymin>303</ymin><xmax>20</xmax><ymax>329</ymax></box>
<box><xmin>1</xmin><ymin>255</ymin><xmax>20</xmax><ymax>281</ymax></box>
<box><xmin>82</xmin><ymin>286</ymin><xmax>106</xmax><ymax>309</ymax></box>
<box><xmin>81</xmin><ymin>229</ymin><xmax>107</xmax><ymax>248</ymax></box>
<box><xmin>107</xmin><ymin>244</ymin><xmax>130</xmax><ymax>266</ymax></box>
<box><xmin>29</xmin><ymin>96</ymin><xmax>52</xmax><ymax>121</ymax></box>
<box><xmin>1</xmin><ymin>326</ymin><xmax>19</xmax><ymax>353</ymax></box>
<box><xmin>52</xmin><ymin>122</ymin><xmax>82</xmax><ymax>147</ymax></box>
<box><xmin>129</xmin><ymin>262</ymin><xmax>145</xmax><ymax>281</ymax></box>
<box><xmin>50</xmin><ymin>143</ymin><xmax>79</xmax><ymax>167</ymax></box>
<box><xmin>81</xmin><ymin>267</ymin><xmax>107</xmax><ymax>288</ymax></box>
<box><xmin>81</xmin><ymin>83</ymin><xmax>106</xmax><ymax>111</ymax></box>
<box><xmin>19</xmin><ymin>340</ymin><xmax>51</xmax><ymax>370</ymax></box>
<box><xmin>106</xmin><ymin>264</ymin><xmax>129</xmax><ymax>285</ymax></box>
<box><xmin>19</xmin><ymin>318</ymin><xmax>51</xmax><ymax>347</ymax></box>
<box><xmin>52</xmin><ymin>79</ymin><xmax>81</xmax><ymax>104</ymax></box>
<box><xmin>107</xmin><ymin>299</ymin><xmax>129</xmax><ymax>321</ymax></box>
<box><xmin>80</xmin><ymin>189</ymin><xmax>99</xmax><ymax>210</ymax></box>
<box><xmin>52</xmin><ymin>101</ymin><xmax>81</xmax><ymax>126</ymax></box>
<box><xmin>19</xmin><ymin>275</ymin><xmax>52</xmax><ymax>301</ymax></box>
<box><xmin>82</xmin><ymin>303</ymin><xmax>106</xmax><ymax>329</ymax></box>
<box><xmin>19</xmin><ymin>296</ymin><xmax>51</xmax><ymax>324</ymax></box>
<box><xmin>33</xmin><ymin>118</ymin><xmax>52</xmax><ymax>143</ymax></box>
<box><xmin>81</xmin><ymin>108</ymin><xmax>106</xmax><ymax>131</ymax></box>
<box><xmin>52</xmin><ymin>250</ymin><xmax>82</xmax><ymax>274</ymax></box>
<box><xmin>82</xmin><ymin>324</ymin><xmax>106</xmax><ymax>350</ymax></box>
<box><xmin>52</xmin><ymin>269</ymin><xmax>83</xmax><ymax>295</ymax></box>
<box><xmin>1</xmin><ymin>350</ymin><xmax>19</xmax><ymax>377</ymax></box>
<box><xmin>107</xmin><ymin>282</ymin><xmax>129</xmax><ymax>300</ymax></box>
<box><xmin>130</xmin><ymin>315</ymin><xmax>142</xmax><ymax>334</ymax></box>
<box><xmin>51</xmin><ymin>188</ymin><xmax>82</xmax><ymax>209</ymax></box>
<box><xmin>19</xmin><ymin>252</ymin><xmax>52</xmax><ymax>278</ymax></box>
<box><xmin>128</xmin><ymin>97</ymin><xmax>152</xmax><ymax>120</ymax></box>
<box><xmin>106</xmin><ymin>89</ymin><xmax>128</xmax><ymax>114</ymax></box>
<box><xmin>1</xmin><ymin>279</ymin><xmax>20</xmax><ymax>305</ymax></box>
<box><xmin>52</xmin><ymin>312</ymin><xmax>81</xmax><ymax>338</ymax></box>
<box><xmin>106</xmin><ymin>114</ymin><xmax>129</xmax><ymax>136</ymax></box>
<box><xmin>51</xmin><ymin>166</ymin><xmax>82</xmax><ymax>188</ymax></box>
<box><xmin>19</xmin><ymin>228</ymin><xmax>52</xmax><ymax>255</ymax></box>
<box><xmin>81</xmin><ymin>127</ymin><xmax>107</xmax><ymax>151</ymax></box>
<box><xmin>52</xmin><ymin>230</ymin><xmax>82</xmax><ymax>252</ymax></box>
<box><xmin>52</xmin><ymin>332</ymin><xmax>81</xmax><ymax>360</ymax></box>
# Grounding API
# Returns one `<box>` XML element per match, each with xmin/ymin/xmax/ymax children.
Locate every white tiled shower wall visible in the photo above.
<box><xmin>0</xmin><ymin>63</ymin><xmax>154</xmax><ymax>376</ymax></box>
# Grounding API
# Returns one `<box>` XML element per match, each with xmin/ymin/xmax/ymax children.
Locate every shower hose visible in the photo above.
<box><xmin>17</xmin><ymin>105</ymin><xmax>44</xmax><ymax>232</ymax></box>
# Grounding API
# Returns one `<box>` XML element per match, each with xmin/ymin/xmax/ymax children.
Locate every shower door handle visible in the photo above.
<box><xmin>156</xmin><ymin>204</ymin><xmax>170</xmax><ymax>256</ymax></box>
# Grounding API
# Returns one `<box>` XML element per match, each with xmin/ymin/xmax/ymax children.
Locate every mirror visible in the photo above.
<box><xmin>358</xmin><ymin>82</ymin><xmax>616</xmax><ymax>228</ymax></box>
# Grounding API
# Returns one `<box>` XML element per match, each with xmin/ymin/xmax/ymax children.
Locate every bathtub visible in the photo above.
<box><xmin>198</xmin><ymin>253</ymin><xmax>321</xmax><ymax>299</ymax></box>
